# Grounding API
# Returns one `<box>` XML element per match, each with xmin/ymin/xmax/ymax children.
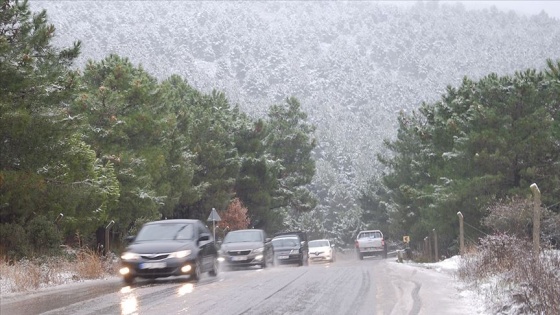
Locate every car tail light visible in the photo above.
<box><xmin>382</xmin><ymin>239</ymin><xmax>385</xmax><ymax>246</ymax></box>
<box><xmin>355</xmin><ymin>240</ymin><xmax>359</xmax><ymax>247</ymax></box>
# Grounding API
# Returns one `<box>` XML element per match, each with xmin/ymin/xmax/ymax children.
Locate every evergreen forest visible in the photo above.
<box><xmin>1</xmin><ymin>0</ymin><xmax>559</xmax><ymax>258</ymax></box>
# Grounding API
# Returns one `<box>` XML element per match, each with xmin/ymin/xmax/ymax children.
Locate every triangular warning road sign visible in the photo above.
<box><xmin>207</xmin><ymin>208</ymin><xmax>221</xmax><ymax>221</ymax></box>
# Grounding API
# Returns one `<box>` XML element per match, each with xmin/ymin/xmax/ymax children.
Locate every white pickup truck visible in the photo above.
<box><xmin>355</xmin><ymin>230</ymin><xmax>387</xmax><ymax>260</ymax></box>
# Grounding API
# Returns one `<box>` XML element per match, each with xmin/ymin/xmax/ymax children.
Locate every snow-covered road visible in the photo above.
<box><xmin>0</xmin><ymin>254</ymin><xmax>487</xmax><ymax>315</ymax></box>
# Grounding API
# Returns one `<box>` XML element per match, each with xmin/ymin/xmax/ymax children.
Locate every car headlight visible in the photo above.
<box><xmin>121</xmin><ymin>252</ymin><xmax>140</xmax><ymax>260</ymax></box>
<box><xmin>169</xmin><ymin>250</ymin><xmax>191</xmax><ymax>259</ymax></box>
<box><xmin>252</xmin><ymin>247</ymin><xmax>264</xmax><ymax>254</ymax></box>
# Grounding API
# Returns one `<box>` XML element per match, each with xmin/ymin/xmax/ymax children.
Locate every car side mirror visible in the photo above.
<box><xmin>265</xmin><ymin>237</ymin><xmax>272</xmax><ymax>243</ymax></box>
<box><xmin>125</xmin><ymin>235</ymin><xmax>135</xmax><ymax>243</ymax></box>
<box><xmin>199</xmin><ymin>233</ymin><xmax>211</xmax><ymax>242</ymax></box>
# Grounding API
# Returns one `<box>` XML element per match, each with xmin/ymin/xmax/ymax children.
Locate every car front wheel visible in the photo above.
<box><xmin>123</xmin><ymin>274</ymin><xmax>135</xmax><ymax>285</ymax></box>
<box><xmin>268</xmin><ymin>253</ymin><xmax>274</xmax><ymax>267</ymax></box>
<box><xmin>209</xmin><ymin>256</ymin><xmax>219</xmax><ymax>276</ymax></box>
<box><xmin>191</xmin><ymin>258</ymin><xmax>202</xmax><ymax>282</ymax></box>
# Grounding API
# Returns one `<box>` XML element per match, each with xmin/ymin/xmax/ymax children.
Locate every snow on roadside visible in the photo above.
<box><xmin>404</xmin><ymin>255</ymin><xmax>491</xmax><ymax>314</ymax></box>
<box><xmin>0</xmin><ymin>255</ymin><xmax>119</xmax><ymax>297</ymax></box>
<box><xmin>421</xmin><ymin>255</ymin><xmax>462</xmax><ymax>274</ymax></box>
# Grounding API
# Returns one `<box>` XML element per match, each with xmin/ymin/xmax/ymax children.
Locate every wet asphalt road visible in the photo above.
<box><xmin>1</xmin><ymin>253</ymin><xmax>478</xmax><ymax>315</ymax></box>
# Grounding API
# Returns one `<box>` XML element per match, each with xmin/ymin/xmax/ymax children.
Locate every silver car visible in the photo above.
<box><xmin>218</xmin><ymin>229</ymin><xmax>274</xmax><ymax>269</ymax></box>
<box><xmin>308</xmin><ymin>239</ymin><xmax>336</xmax><ymax>263</ymax></box>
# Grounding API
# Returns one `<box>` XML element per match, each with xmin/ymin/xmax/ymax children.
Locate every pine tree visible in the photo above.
<box><xmin>71</xmin><ymin>55</ymin><xmax>169</xmax><ymax>235</ymax></box>
<box><xmin>0</xmin><ymin>0</ymin><xmax>118</xmax><ymax>256</ymax></box>
<box><xmin>264</xmin><ymin>97</ymin><xmax>317</xmax><ymax>222</ymax></box>
<box><xmin>374</xmin><ymin>61</ymin><xmax>560</xmax><ymax>251</ymax></box>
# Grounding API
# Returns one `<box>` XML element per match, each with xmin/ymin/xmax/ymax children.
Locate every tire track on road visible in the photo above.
<box><xmin>408</xmin><ymin>279</ymin><xmax>422</xmax><ymax>315</ymax></box>
<box><xmin>237</xmin><ymin>269</ymin><xmax>309</xmax><ymax>315</ymax></box>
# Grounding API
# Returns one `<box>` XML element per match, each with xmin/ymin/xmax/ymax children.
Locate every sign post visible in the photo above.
<box><xmin>403</xmin><ymin>235</ymin><xmax>411</xmax><ymax>260</ymax></box>
<box><xmin>207</xmin><ymin>208</ymin><xmax>222</xmax><ymax>242</ymax></box>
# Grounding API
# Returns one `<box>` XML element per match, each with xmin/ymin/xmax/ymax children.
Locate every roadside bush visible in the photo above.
<box><xmin>0</xmin><ymin>223</ymin><xmax>31</xmax><ymax>259</ymax></box>
<box><xmin>484</xmin><ymin>197</ymin><xmax>560</xmax><ymax>246</ymax></box>
<box><xmin>0</xmin><ymin>259</ymin><xmax>42</xmax><ymax>292</ymax></box>
<box><xmin>478</xmin><ymin>234</ymin><xmax>529</xmax><ymax>275</ymax></box>
<box><xmin>26</xmin><ymin>215</ymin><xmax>62</xmax><ymax>256</ymax></box>
<box><xmin>483</xmin><ymin>197</ymin><xmax>532</xmax><ymax>238</ymax></box>
<box><xmin>458</xmin><ymin>234</ymin><xmax>560</xmax><ymax>314</ymax></box>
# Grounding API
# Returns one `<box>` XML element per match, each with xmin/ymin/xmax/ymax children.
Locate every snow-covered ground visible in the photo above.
<box><xmin>395</xmin><ymin>256</ymin><xmax>491</xmax><ymax>314</ymax></box>
<box><xmin>413</xmin><ymin>252</ymin><xmax>560</xmax><ymax>315</ymax></box>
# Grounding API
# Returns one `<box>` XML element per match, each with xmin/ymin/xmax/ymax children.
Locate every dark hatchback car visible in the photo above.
<box><xmin>119</xmin><ymin>219</ymin><xmax>219</xmax><ymax>284</ymax></box>
<box><xmin>271</xmin><ymin>231</ymin><xmax>309</xmax><ymax>266</ymax></box>
<box><xmin>218</xmin><ymin>229</ymin><xmax>274</xmax><ymax>269</ymax></box>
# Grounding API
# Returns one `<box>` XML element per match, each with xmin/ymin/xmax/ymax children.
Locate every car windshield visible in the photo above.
<box><xmin>223</xmin><ymin>230</ymin><xmax>262</xmax><ymax>243</ymax></box>
<box><xmin>272</xmin><ymin>237</ymin><xmax>299</xmax><ymax>247</ymax></box>
<box><xmin>135</xmin><ymin>223</ymin><xmax>194</xmax><ymax>241</ymax></box>
<box><xmin>309</xmin><ymin>240</ymin><xmax>329</xmax><ymax>247</ymax></box>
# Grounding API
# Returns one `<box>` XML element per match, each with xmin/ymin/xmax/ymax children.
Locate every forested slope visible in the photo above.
<box><xmin>30</xmin><ymin>0</ymin><xmax>560</xmax><ymax>237</ymax></box>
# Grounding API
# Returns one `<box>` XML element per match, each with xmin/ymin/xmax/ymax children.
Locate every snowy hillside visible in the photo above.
<box><xmin>30</xmin><ymin>0</ymin><xmax>560</xmax><ymax>216</ymax></box>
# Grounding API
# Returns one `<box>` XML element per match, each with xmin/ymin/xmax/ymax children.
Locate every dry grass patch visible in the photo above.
<box><xmin>74</xmin><ymin>248</ymin><xmax>106</xmax><ymax>280</ymax></box>
<box><xmin>0</xmin><ymin>248</ymin><xmax>119</xmax><ymax>293</ymax></box>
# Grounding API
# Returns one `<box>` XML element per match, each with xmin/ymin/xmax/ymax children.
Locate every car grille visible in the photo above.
<box><xmin>136</xmin><ymin>267</ymin><xmax>176</xmax><ymax>277</ymax></box>
<box><xmin>227</xmin><ymin>250</ymin><xmax>251</xmax><ymax>256</ymax></box>
<box><xmin>140</xmin><ymin>254</ymin><xmax>169</xmax><ymax>260</ymax></box>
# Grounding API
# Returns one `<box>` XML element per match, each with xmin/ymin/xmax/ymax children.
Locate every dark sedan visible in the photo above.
<box><xmin>218</xmin><ymin>229</ymin><xmax>274</xmax><ymax>269</ymax></box>
<box><xmin>271</xmin><ymin>234</ymin><xmax>308</xmax><ymax>266</ymax></box>
<box><xmin>119</xmin><ymin>219</ymin><xmax>219</xmax><ymax>284</ymax></box>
